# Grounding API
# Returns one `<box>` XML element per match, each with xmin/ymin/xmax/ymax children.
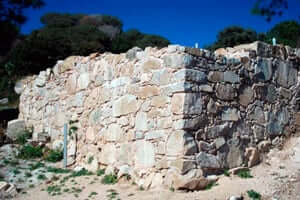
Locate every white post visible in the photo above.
<box><xmin>63</xmin><ymin>123</ymin><xmax>68</xmax><ymax>168</ymax></box>
<box><xmin>272</xmin><ymin>37</ymin><xmax>276</xmax><ymax>46</ymax></box>
<box><xmin>195</xmin><ymin>43</ymin><xmax>199</xmax><ymax>48</ymax></box>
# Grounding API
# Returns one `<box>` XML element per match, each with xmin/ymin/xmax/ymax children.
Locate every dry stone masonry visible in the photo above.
<box><xmin>17</xmin><ymin>41</ymin><xmax>300</xmax><ymax>190</ymax></box>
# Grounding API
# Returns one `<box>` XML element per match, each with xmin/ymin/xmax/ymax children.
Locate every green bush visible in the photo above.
<box><xmin>29</xmin><ymin>162</ymin><xmax>45</xmax><ymax>170</ymax></box>
<box><xmin>247</xmin><ymin>189</ymin><xmax>261</xmax><ymax>200</ymax></box>
<box><xmin>45</xmin><ymin>149</ymin><xmax>63</xmax><ymax>162</ymax></box>
<box><xmin>16</xmin><ymin>130</ymin><xmax>32</xmax><ymax>145</ymax></box>
<box><xmin>237</xmin><ymin>169</ymin><xmax>253</xmax><ymax>179</ymax></box>
<box><xmin>46</xmin><ymin>167</ymin><xmax>71</xmax><ymax>174</ymax></box>
<box><xmin>18</xmin><ymin>144</ymin><xmax>43</xmax><ymax>159</ymax></box>
<box><xmin>70</xmin><ymin>168</ymin><xmax>93</xmax><ymax>177</ymax></box>
<box><xmin>101</xmin><ymin>174</ymin><xmax>117</xmax><ymax>185</ymax></box>
<box><xmin>96</xmin><ymin>169</ymin><xmax>105</xmax><ymax>176</ymax></box>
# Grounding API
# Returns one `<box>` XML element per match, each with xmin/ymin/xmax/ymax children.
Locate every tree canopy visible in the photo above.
<box><xmin>5</xmin><ymin>13</ymin><xmax>170</xmax><ymax>75</ymax></box>
<box><xmin>205</xmin><ymin>26</ymin><xmax>261</xmax><ymax>50</ymax></box>
<box><xmin>252</xmin><ymin>0</ymin><xmax>299</xmax><ymax>21</ymax></box>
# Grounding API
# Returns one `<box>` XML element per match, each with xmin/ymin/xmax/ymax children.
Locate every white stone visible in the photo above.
<box><xmin>77</xmin><ymin>73</ymin><xmax>90</xmax><ymax>90</ymax></box>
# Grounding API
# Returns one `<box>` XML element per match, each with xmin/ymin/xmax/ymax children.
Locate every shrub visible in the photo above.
<box><xmin>237</xmin><ymin>169</ymin><xmax>253</xmax><ymax>179</ymax></box>
<box><xmin>37</xmin><ymin>174</ymin><xmax>47</xmax><ymax>180</ymax></box>
<box><xmin>29</xmin><ymin>162</ymin><xmax>45</xmax><ymax>170</ymax></box>
<box><xmin>44</xmin><ymin>149</ymin><xmax>63</xmax><ymax>163</ymax></box>
<box><xmin>247</xmin><ymin>189</ymin><xmax>261</xmax><ymax>200</ymax></box>
<box><xmin>101</xmin><ymin>174</ymin><xmax>117</xmax><ymax>185</ymax></box>
<box><xmin>18</xmin><ymin>144</ymin><xmax>43</xmax><ymax>159</ymax></box>
<box><xmin>46</xmin><ymin>167</ymin><xmax>71</xmax><ymax>174</ymax></box>
<box><xmin>96</xmin><ymin>169</ymin><xmax>105</xmax><ymax>176</ymax></box>
<box><xmin>88</xmin><ymin>156</ymin><xmax>94</xmax><ymax>164</ymax></box>
<box><xmin>70</xmin><ymin>168</ymin><xmax>93</xmax><ymax>177</ymax></box>
<box><xmin>16</xmin><ymin>130</ymin><xmax>32</xmax><ymax>145</ymax></box>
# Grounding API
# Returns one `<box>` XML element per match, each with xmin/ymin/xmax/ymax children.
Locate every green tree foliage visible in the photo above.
<box><xmin>265</xmin><ymin>20</ymin><xmax>300</xmax><ymax>47</ymax></box>
<box><xmin>6</xmin><ymin>13</ymin><xmax>170</xmax><ymax>75</ymax></box>
<box><xmin>0</xmin><ymin>0</ymin><xmax>45</xmax><ymax>25</ymax></box>
<box><xmin>206</xmin><ymin>26</ymin><xmax>260</xmax><ymax>50</ymax></box>
<box><xmin>0</xmin><ymin>0</ymin><xmax>45</xmax><ymax>58</ymax></box>
<box><xmin>8</xmin><ymin>24</ymin><xmax>109</xmax><ymax>74</ymax></box>
<box><xmin>252</xmin><ymin>0</ymin><xmax>299</xmax><ymax>22</ymax></box>
<box><xmin>111</xmin><ymin>29</ymin><xmax>170</xmax><ymax>53</ymax></box>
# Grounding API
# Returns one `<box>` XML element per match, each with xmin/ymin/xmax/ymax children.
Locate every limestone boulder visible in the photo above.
<box><xmin>113</xmin><ymin>95</ymin><xmax>139</xmax><ymax>117</ymax></box>
<box><xmin>6</xmin><ymin>119</ymin><xmax>26</xmax><ymax>141</ymax></box>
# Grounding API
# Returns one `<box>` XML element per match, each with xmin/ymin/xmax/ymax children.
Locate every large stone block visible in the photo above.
<box><xmin>6</xmin><ymin>119</ymin><xmax>26</xmax><ymax>141</ymax></box>
<box><xmin>166</xmin><ymin>131</ymin><xmax>198</xmax><ymax>156</ymax></box>
<box><xmin>254</xmin><ymin>58</ymin><xmax>272</xmax><ymax>82</ymax></box>
<box><xmin>196</xmin><ymin>152</ymin><xmax>221</xmax><ymax>169</ymax></box>
<box><xmin>134</xmin><ymin>140</ymin><xmax>155</xmax><ymax>168</ymax></box>
<box><xmin>216</xmin><ymin>84</ymin><xmax>237</xmax><ymax>100</ymax></box>
<box><xmin>163</xmin><ymin>54</ymin><xmax>193</xmax><ymax>69</ymax></box>
<box><xmin>113</xmin><ymin>95</ymin><xmax>139</xmax><ymax>117</ymax></box>
<box><xmin>277</xmin><ymin>61</ymin><xmax>297</xmax><ymax>88</ymax></box>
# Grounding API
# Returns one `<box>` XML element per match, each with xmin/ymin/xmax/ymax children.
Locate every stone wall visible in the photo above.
<box><xmin>18</xmin><ymin>42</ymin><xmax>300</xmax><ymax>189</ymax></box>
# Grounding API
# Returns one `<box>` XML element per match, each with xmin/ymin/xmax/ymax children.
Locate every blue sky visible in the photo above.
<box><xmin>22</xmin><ymin>0</ymin><xmax>299</xmax><ymax>47</ymax></box>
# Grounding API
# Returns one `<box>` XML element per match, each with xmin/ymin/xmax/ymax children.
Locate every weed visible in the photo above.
<box><xmin>139</xmin><ymin>186</ymin><xmax>145</xmax><ymax>191</ymax></box>
<box><xmin>69</xmin><ymin>126</ymin><xmax>78</xmax><ymax>136</ymax></box>
<box><xmin>0</xmin><ymin>174</ymin><xmax>4</xmax><ymax>181</ymax></box>
<box><xmin>47</xmin><ymin>185</ymin><xmax>61</xmax><ymax>196</ymax></box>
<box><xmin>25</xmin><ymin>172</ymin><xmax>32</xmax><ymax>177</ymax></box>
<box><xmin>96</xmin><ymin>169</ymin><xmax>105</xmax><ymax>176</ymax></box>
<box><xmin>101</xmin><ymin>174</ymin><xmax>117</xmax><ymax>185</ymax></box>
<box><xmin>63</xmin><ymin>188</ymin><xmax>70</xmax><ymax>192</ymax></box>
<box><xmin>47</xmin><ymin>167</ymin><xmax>71</xmax><ymax>174</ymax></box>
<box><xmin>18</xmin><ymin>144</ymin><xmax>43</xmax><ymax>159</ymax></box>
<box><xmin>16</xmin><ymin>130</ymin><xmax>32</xmax><ymax>145</ymax></box>
<box><xmin>128</xmin><ymin>193</ymin><xmax>134</xmax><ymax>196</ymax></box>
<box><xmin>224</xmin><ymin>169</ymin><xmax>230</xmax><ymax>177</ymax></box>
<box><xmin>88</xmin><ymin>156</ymin><xmax>94</xmax><ymax>164</ymax></box>
<box><xmin>37</xmin><ymin>174</ymin><xmax>47</xmax><ymax>180</ymax></box>
<box><xmin>88</xmin><ymin>191</ymin><xmax>98</xmax><ymax>197</ymax></box>
<box><xmin>29</xmin><ymin>162</ymin><xmax>45</xmax><ymax>170</ymax></box>
<box><xmin>29</xmin><ymin>184</ymin><xmax>34</xmax><ymax>188</ymax></box>
<box><xmin>247</xmin><ymin>189</ymin><xmax>261</xmax><ymax>200</ymax></box>
<box><xmin>70</xmin><ymin>168</ymin><xmax>93</xmax><ymax>177</ymax></box>
<box><xmin>8</xmin><ymin>160</ymin><xmax>19</xmax><ymax>167</ymax></box>
<box><xmin>51</xmin><ymin>176</ymin><xmax>60</xmax><ymax>181</ymax></box>
<box><xmin>44</xmin><ymin>149</ymin><xmax>63</xmax><ymax>163</ymax></box>
<box><xmin>107</xmin><ymin>189</ymin><xmax>119</xmax><ymax>200</ymax></box>
<box><xmin>205</xmin><ymin>182</ymin><xmax>218</xmax><ymax>190</ymax></box>
<box><xmin>237</xmin><ymin>169</ymin><xmax>253</xmax><ymax>179</ymax></box>
<box><xmin>12</xmin><ymin>168</ymin><xmax>21</xmax><ymax>175</ymax></box>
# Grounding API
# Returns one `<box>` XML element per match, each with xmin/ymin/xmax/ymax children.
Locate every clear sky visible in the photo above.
<box><xmin>22</xmin><ymin>0</ymin><xmax>299</xmax><ymax>47</ymax></box>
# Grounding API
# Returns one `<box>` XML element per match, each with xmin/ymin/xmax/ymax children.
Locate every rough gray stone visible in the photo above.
<box><xmin>196</xmin><ymin>152</ymin><xmax>221</xmax><ymax>169</ymax></box>
<box><xmin>248</xmin><ymin>106</ymin><xmax>265</xmax><ymax>124</ymax></box>
<box><xmin>224</xmin><ymin>71</ymin><xmax>240</xmax><ymax>83</ymax></box>
<box><xmin>207</xmin><ymin>123</ymin><xmax>231</xmax><ymax>139</ymax></box>
<box><xmin>254</xmin><ymin>58</ymin><xmax>272</xmax><ymax>81</ymax></box>
<box><xmin>238</xmin><ymin>86</ymin><xmax>254</xmax><ymax>107</ymax></box>
<box><xmin>222</xmin><ymin>108</ymin><xmax>239</xmax><ymax>121</ymax></box>
<box><xmin>216</xmin><ymin>84</ymin><xmax>237</xmax><ymax>100</ymax></box>
<box><xmin>126</xmin><ymin>47</ymin><xmax>142</xmax><ymax>60</ymax></box>
<box><xmin>6</xmin><ymin>119</ymin><xmax>26</xmax><ymax>141</ymax></box>
<box><xmin>208</xmin><ymin>71</ymin><xmax>223</xmax><ymax>82</ymax></box>
<box><xmin>277</xmin><ymin>60</ymin><xmax>297</xmax><ymax>88</ymax></box>
<box><xmin>163</xmin><ymin>54</ymin><xmax>193</xmax><ymax>69</ymax></box>
<box><xmin>174</xmin><ymin>69</ymin><xmax>206</xmax><ymax>83</ymax></box>
<box><xmin>0</xmin><ymin>98</ymin><xmax>8</xmax><ymax>105</ymax></box>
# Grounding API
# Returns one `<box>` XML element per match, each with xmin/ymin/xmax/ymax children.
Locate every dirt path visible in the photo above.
<box><xmin>13</xmin><ymin>137</ymin><xmax>300</xmax><ymax>200</ymax></box>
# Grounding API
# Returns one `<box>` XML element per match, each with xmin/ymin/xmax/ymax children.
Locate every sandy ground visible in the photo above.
<box><xmin>13</xmin><ymin>137</ymin><xmax>300</xmax><ymax>200</ymax></box>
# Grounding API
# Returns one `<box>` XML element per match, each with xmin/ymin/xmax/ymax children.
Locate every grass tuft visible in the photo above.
<box><xmin>101</xmin><ymin>174</ymin><xmax>117</xmax><ymax>185</ymax></box>
<box><xmin>247</xmin><ymin>189</ymin><xmax>261</xmax><ymax>200</ymax></box>
<box><xmin>237</xmin><ymin>168</ymin><xmax>253</xmax><ymax>179</ymax></box>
